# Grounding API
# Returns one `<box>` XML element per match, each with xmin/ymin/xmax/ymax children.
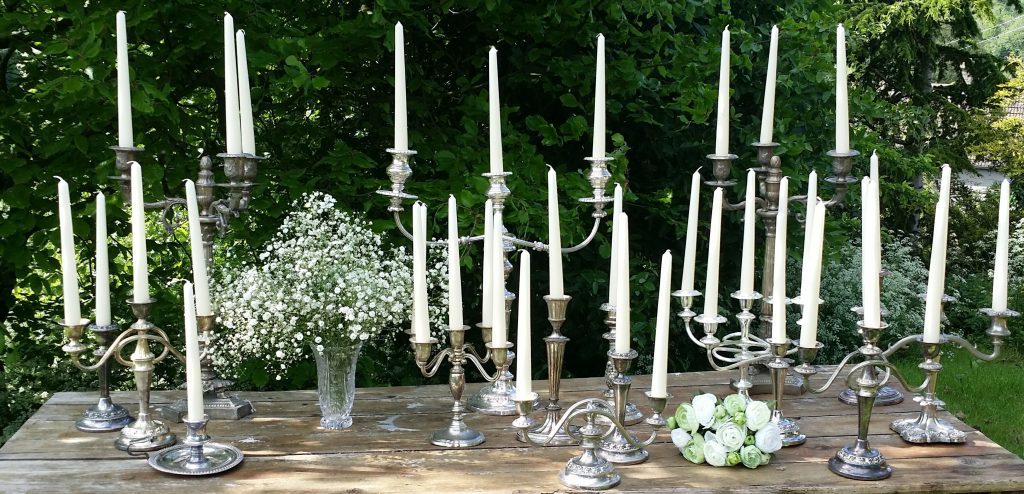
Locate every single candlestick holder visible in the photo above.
<box><xmin>765</xmin><ymin>337</ymin><xmax>806</xmax><ymax>447</ymax></box>
<box><xmin>148</xmin><ymin>415</ymin><xmax>244</xmax><ymax>476</ymax></box>
<box><xmin>111</xmin><ymin>146</ymin><xmax>258</xmax><ymax>421</ymax></box>
<box><xmin>512</xmin><ymin>354</ymin><xmax>665</xmax><ymax>490</ymax></box>
<box><xmin>885</xmin><ymin>306</ymin><xmax>1017</xmax><ymax>444</ymax></box>
<box><xmin>410</xmin><ymin>326</ymin><xmax>509</xmax><ymax>447</ymax></box>
<box><xmin>597</xmin><ymin>305</ymin><xmax>642</xmax><ymax>425</ymax></box>
<box><xmin>62</xmin><ymin>300</ymin><xmax>184</xmax><ymax>451</ymax></box>
<box><xmin>837</xmin><ymin>306</ymin><xmax>903</xmax><ymax>407</ymax></box>
<box><xmin>73</xmin><ymin>323</ymin><xmax>133</xmax><ymax>432</ymax></box>
<box><xmin>518</xmin><ymin>294</ymin><xmax>577</xmax><ymax>445</ymax></box>
<box><xmin>377</xmin><ymin>148</ymin><xmax>613</xmax><ymax>415</ymax></box>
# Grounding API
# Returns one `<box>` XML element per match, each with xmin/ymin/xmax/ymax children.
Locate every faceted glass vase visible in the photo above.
<box><xmin>311</xmin><ymin>341</ymin><xmax>363</xmax><ymax>430</ymax></box>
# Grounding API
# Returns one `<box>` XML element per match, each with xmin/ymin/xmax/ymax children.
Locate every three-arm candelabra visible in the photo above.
<box><xmin>108</xmin><ymin>147</ymin><xmax>255</xmax><ymax>421</ymax></box>
<box><xmin>710</xmin><ymin>146</ymin><xmax>857</xmax><ymax>394</ymax></box>
<box><xmin>512</xmin><ymin>347</ymin><xmax>667</xmax><ymax>491</ymax></box>
<box><xmin>62</xmin><ymin>300</ymin><xmax>183</xmax><ymax>451</ymax></box>
<box><xmin>377</xmin><ymin>147</ymin><xmax>614</xmax><ymax>415</ymax></box>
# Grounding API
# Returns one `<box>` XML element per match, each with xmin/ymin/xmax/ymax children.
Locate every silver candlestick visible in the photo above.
<box><xmin>74</xmin><ymin>323</ymin><xmax>133</xmax><ymax>432</ymax></box>
<box><xmin>148</xmin><ymin>415</ymin><xmax>244</xmax><ymax>476</ymax></box>
<box><xmin>837</xmin><ymin>306</ymin><xmax>904</xmax><ymax>407</ymax></box>
<box><xmin>518</xmin><ymin>295</ymin><xmax>577</xmax><ymax>445</ymax></box>
<box><xmin>598</xmin><ymin>349</ymin><xmax>652</xmax><ymax>464</ymax></box>
<box><xmin>377</xmin><ymin>147</ymin><xmax>613</xmax><ymax>415</ymax></box>
<box><xmin>411</xmin><ymin>326</ymin><xmax>504</xmax><ymax>447</ymax></box>
<box><xmin>765</xmin><ymin>338</ymin><xmax>805</xmax><ymax>447</ymax></box>
<box><xmin>62</xmin><ymin>300</ymin><xmax>184</xmax><ymax>452</ymax></box>
<box><xmin>597</xmin><ymin>305</ymin><xmax>643</xmax><ymax>425</ymax></box>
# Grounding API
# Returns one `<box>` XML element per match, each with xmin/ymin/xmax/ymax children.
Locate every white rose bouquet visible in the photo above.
<box><xmin>211</xmin><ymin>192</ymin><xmax>448</xmax><ymax>382</ymax></box>
<box><xmin>667</xmin><ymin>392</ymin><xmax>781</xmax><ymax>469</ymax></box>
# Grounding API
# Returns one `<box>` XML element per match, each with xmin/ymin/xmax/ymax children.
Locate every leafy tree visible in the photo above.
<box><xmin>970</xmin><ymin>56</ymin><xmax>1024</xmax><ymax>181</ymax></box>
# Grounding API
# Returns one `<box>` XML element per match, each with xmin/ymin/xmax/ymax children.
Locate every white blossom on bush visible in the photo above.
<box><xmin>210</xmin><ymin>192</ymin><xmax>448</xmax><ymax>381</ymax></box>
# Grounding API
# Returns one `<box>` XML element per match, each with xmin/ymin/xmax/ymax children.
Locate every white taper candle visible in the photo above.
<box><xmin>681</xmin><ymin>170</ymin><xmax>701</xmax><ymax>292</ymax></box>
<box><xmin>130</xmin><ymin>162</ymin><xmax>149</xmax><ymax>303</ymax></box>
<box><xmin>993</xmin><ymin>179</ymin><xmax>1011</xmax><ymax>311</ymax></box>
<box><xmin>57</xmin><ymin>178</ymin><xmax>81</xmax><ymax>324</ymax></box>
<box><xmin>715</xmin><ymin>27</ymin><xmax>731</xmax><ymax>156</ymax></box>
<box><xmin>448</xmin><ymin>196</ymin><xmax>463</xmax><ymax>331</ymax></box>
<box><xmin>608</xmin><ymin>184</ymin><xmax>623</xmax><ymax>305</ymax></box>
<box><xmin>835</xmin><ymin>24</ymin><xmax>850</xmax><ymax>154</ymax></box>
<box><xmin>184</xmin><ymin>180</ymin><xmax>212</xmax><ymax>316</ymax></box>
<box><xmin>739</xmin><ymin>168</ymin><xmax>757</xmax><ymax>293</ymax></box>
<box><xmin>183</xmin><ymin>281</ymin><xmax>204</xmax><ymax>423</ymax></box>
<box><xmin>615</xmin><ymin>212</ymin><xmax>631</xmax><ymax>354</ymax></box>
<box><xmin>491</xmin><ymin>210</ymin><xmax>507</xmax><ymax>346</ymax></box>
<box><xmin>488</xmin><ymin>47</ymin><xmax>503</xmax><ymax>175</ymax></box>
<box><xmin>482</xmin><ymin>199</ymin><xmax>494</xmax><ymax>326</ymax></box>
<box><xmin>224</xmin><ymin>13</ymin><xmax>241</xmax><ymax>154</ymax></box>
<box><xmin>515</xmin><ymin>251</ymin><xmax>532</xmax><ymax>399</ymax></box>
<box><xmin>651</xmin><ymin>250</ymin><xmax>672</xmax><ymax>398</ymax></box>
<box><xmin>704</xmin><ymin>188</ymin><xmax>724</xmax><ymax>317</ymax></box>
<box><xmin>759</xmin><ymin>25</ymin><xmax>779</xmax><ymax>144</ymax></box>
<box><xmin>95</xmin><ymin>192</ymin><xmax>111</xmax><ymax>326</ymax></box>
<box><xmin>236</xmin><ymin>30</ymin><xmax>256</xmax><ymax>155</ymax></box>
<box><xmin>923</xmin><ymin>165</ymin><xmax>952</xmax><ymax>343</ymax></box>
<box><xmin>394</xmin><ymin>22</ymin><xmax>408</xmax><ymax>151</ymax></box>
<box><xmin>771</xmin><ymin>177</ymin><xmax>789</xmax><ymax>342</ymax></box>
<box><xmin>592</xmin><ymin>34</ymin><xmax>606</xmax><ymax>159</ymax></box>
<box><xmin>115</xmin><ymin>11</ymin><xmax>133</xmax><ymax>148</ymax></box>
<box><xmin>799</xmin><ymin>202</ymin><xmax>828</xmax><ymax>348</ymax></box>
<box><xmin>547</xmin><ymin>166</ymin><xmax>564</xmax><ymax>296</ymax></box>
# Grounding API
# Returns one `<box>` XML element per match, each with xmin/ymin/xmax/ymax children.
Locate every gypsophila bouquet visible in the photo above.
<box><xmin>211</xmin><ymin>192</ymin><xmax>447</xmax><ymax>381</ymax></box>
<box><xmin>666</xmin><ymin>392</ymin><xmax>782</xmax><ymax>469</ymax></box>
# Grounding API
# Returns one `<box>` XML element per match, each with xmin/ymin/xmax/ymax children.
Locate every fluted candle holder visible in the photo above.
<box><xmin>518</xmin><ymin>295</ymin><xmax>577</xmax><ymax>445</ymax></box>
<box><xmin>148</xmin><ymin>415</ymin><xmax>244</xmax><ymax>476</ymax></box>
<box><xmin>597</xmin><ymin>306</ymin><xmax>643</xmax><ymax>425</ymax></box>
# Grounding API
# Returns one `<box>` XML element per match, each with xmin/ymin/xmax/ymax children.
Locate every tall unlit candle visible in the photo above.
<box><xmin>592</xmin><ymin>34</ymin><xmax>606</xmax><ymax>158</ymax></box>
<box><xmin>993</xmin><ymin>179</ymin><xmax>1011</xmax><ymax>311</ymax></box>
<box><xmin>771</xmin><ymin>177</ymin><xmax>789</xmax><ymax>341</ymax></box>
<box><xmin>130</xmin><ymin>162</ymin><xmax>149</xmax><ymax>302</ymax></box>
<box><xmin>482</xmin><ymin>199</ymin><xmax>494</xmax><ymax>326</ymax></box>
<box><xmin>704</xmin><ymin>188</ymin><xmax>724</xmax><ymax>317</ymax></box>
<box><xmin>413</xmin><ymin>203</ymin><xmax>430</xmax><ymax>342</ymax></box>
<box><xmin>715</xmin><ymin>27</ymin><xmax>731</xmax><ymax>156</ymax></box>
<box><xmin>183</xmin><ymin>281</ymin><xmax>204</xmax><ymax>423</ymax></box>
<box><xmin>835</xmin><ymin>24</ymin><xmax>850</xmax><ymax>154</ymax></box>
<box><xmin>223</xmin><ymin>13</ymin><xmax>241</xmax><ymax>154</ymax></box>
<box><xmin>515</xmin><ymin>251</ymin><xmax>532</xmax><ymax>399</ymax></box>
<box><xmin>739</xmin><ymin>169</ymin><xmax>757</xmax><ymax>292</ymax></box>
<box><xmin>236</xmin><ymin>30</ymin><xmax>256</xmax><ymax>155</ymax></box>
<box><xmin>488</xmin><ymin>47</ymin><xmax>503</xmax><ymax>175</ymax></box>
<box><xmin>116</xmin><ymin>11</ymin><xmax>133</xmax><ymax>148</ymax></box>
<box><xmin>799</xmin><ymin>202</ymin><xmax>827</xmax><ymax>348</ymax></box>
<box><xmin>185</xmin><ymin>180</ymin><xmax>212</xmax><ymax>316</ymax></box>
<box><xmin>448</xmin><ymin>196</ymin><xmax>464</xmax><ymax>330</ymax></box>
<box><xmin>547</xmin><ymin>166</ymin><xmax>564</xmax><ymax>296</ymax></box>
<box><xmin>861</xmin><ymin>177</ymin><xmax>881</xmax><ymax>327</ymax></box>
<box><xmin>57</xmin><ymin>179</ymin><xmax>81</xmax><ymax>324</ymax></box>
<box><xmin>491</xmin><ymin>210</ymin><xmax>507</xmax><ymax>346</ymax></box>
<box><xmin>759</xmin><ymin>25</ymin><xmax>779</xmax><ymax>144</ymax></box>
<box><xmin>651</xmin><ymin>250</ymin><xmax>672</xmax><ymax>398</ymax></box>
<box><xmin>615</xmin><ymin>213</ymin><xmax>631</xmax><ymax>354</ymax></box>
<box><xmin>608</xmin><ymin>184</ymin><xmax>623</xmax><ymax>305</ymax></box>
<box><xmin>923</xmin><ymin>166</ymin><xmax>952</xmax><ymax>343</ymax></box>
<box><xmin>394</xmin><ymin>22</ymin><xmax>408</xmax><ymax>151</ymax></box>
<box><xmin>95</xmin><ymin>193</ymin><xmax>111</xmax><ymax>326</ymax></box>
<box><xmin>799</xmin><ymin>171</ymin><xmax>818</xmax><ymax>298</ymax></box>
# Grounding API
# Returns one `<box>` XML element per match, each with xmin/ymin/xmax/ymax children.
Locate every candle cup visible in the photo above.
<box><xmin>837</xmin><ymin>319</ymin><xmax>903</xmax><ymax>407</ymax></box>
<box><xmin>823</xmin><ymin>149</ymin><xmax>860</xmax><ymax>207</ymax></box>
<box><xmin>725</xmin><ymin>290</ymin><xmax>764</xmax><ymax>399</ymax></box>
<box><xmin>482</xmin><ymin>171</ymin><xmax>513</xmax><ymax>211</ymax></box>
<box><xmin>644</xmin><ymin>391</ymin><xmax>671</xmax><ymax>427</ymax></box>
<box><xmin>375</xmin><ymin>148</ymin><xmax>419</xmax><ymax>212</ymax></box>
<box><xmin>518</xmin><ymin>295</ymin><xmax>577</xmax><ymax>446</ymax></box>
<box><xmin>704</xmin><ymin>153</ymin><xmax>740</xmax><ymax>187</ymax></box>
<box><xmin>109</xmin><ymin>145</ymin><xmax>145</xmax><ymax>200</ymax></box>
<box><xmin>579</xmin><ymin>156</ymin><xmax>615</xmax><ymax>217</ymax></box>
<box><xmin>792</xmin><ymin>341</ymin><xmax>823</xmax><ymax>377</ymax></box>
<box><xmin>148</xmin><ymin>415</ymin><xmax>244</xmax><ymax>476</ymax></box>
<box><xmin>75</xmin><ymin>323</ymin><xmax>133</xmax><ymax>432</ymax></box>
<box><xmin>597</xmin><ymin>305</ymin><xmax>643</xmax><ymax>425</ymax></box>
<box><xmin>693</xmin><ymin>313</ymin><xmax>727</xmax><ymax>347</ymax></box>
<box><xmin>751</xmin><ymin>142</ymin><xmax>780</xmax><ymax>174</ymax></box>
<box><xmin>598</xmin><ymin>348</ymin><xmax>648</xmax><ymax>465</ymax></box>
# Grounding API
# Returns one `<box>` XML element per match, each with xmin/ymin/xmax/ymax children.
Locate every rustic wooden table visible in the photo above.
<box><xmin>1</xmin><ymin>369</ymin><xmax>1022</xmax><ymax>493</ymax></box>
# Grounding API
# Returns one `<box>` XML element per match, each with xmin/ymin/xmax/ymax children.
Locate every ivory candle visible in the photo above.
<box><xmin>236</xmin><ymin>30</ymin><xmax>256</xmax><ymax>155</ymax></box>
<box><xmin>183</xmin><ymin>281</ymin><xmax>204</xmax><ymax>423</ymax></box>
<box><xmin>739</xmin><ymin>169</ymin><xmax>757</xmax><ymax>293</ymax></box>
<box><xmin>681</xmin><ymin>170</ymin><xmax>701</xmax><ymax>293</ymax></box>
<box><xmin>861</xmin><ymin>177</ymin><xmax>881</xmax><ymax>327</ymax></box>
<box><xmin>130</xmin><ymin>161</ymin><xmax>149</xmax><ymax>303</ymax></box>
<box><xmin>715</xmin><ymin>27</ymin><xmax>731</xmax><ymax>156</ymax></box>
<box><xmin>491</xmin><ymin>210</ymin><xmax>507</xmax><ymax>346</ymax></box>
<box><xmin>448</xmin><ymin>196</ymin><xmax>463</xmax><ymax>331</ymax></box>
<box><xmin>547</xmin><ymin>166</ymin><xmax>564</xmax><ymax>296</ymax></box>
<box><xmin>57</xmin><ymin>178</ymin><xmax>81</xmax><ymax>324</ymax></box>
<box><xmin>799</xmin><ymin>170</ymin><xmax>818</xmax><ymax>299</ymax></box>
<box><xmin>771</xmin><ymin>177</ymin><xmax>789</xmax><ymax>342</ymax></box>
<box><xmin>993</xmin><ymin>179</ymin><xmax>1011</xmax><ymax>311</ymax></box>
<box><xmin>835</xmin><ymin>24</ymin><xmax>850</xmax><ymax>154</ymax></box>
<box><xmin>608</xmin><ymin>184</ymin><xmax>623</xmax><ymax>305</ymax></box>
<box><xmin>394</xmin><ymin>22</ymin><xmax>408</xmax><ymax>151</ymax></box>
<box><xmin>482</xmin><ymin>199</ymin><xmax>494</xmax><ymax>327</ymax></box>
<box><xmin>704</xmin><ymin>188</ymin><xmax>724</xmax><ymax>317</ymax></box>
<box><xmin>184</xmin><ymin>180</ymin><xmax>212</xmax><ymax>316</ymax></box>
<box><xmin>799</xmin><ymin>202</ymin><xmax>827</xmax><ymax>348</ymax></box>
<box><xmin>592</xmin><ymin>34</ymin><xmax>606</xmax><ymax>159</ymax></box>
<box><xmin>116</xmin><ymin>11</ymin><xmax>133</xmax><ymax>148</ymax></box>
<box><xmin>759</xmin><ymin>25</ymin><xmax>779</xmax><ymax>144</ymax></box>
<box><xmin>413</xmin><ymin>203</ymin><xmax>430</xmax><ymax>342</ymax></box>
<box><xmin>651</xmin><ymin>250</ymin><xmax>672</xmax><ymax>398</ymax></box>
<box><xmin>615</xmin><ymin>212</ymin><xmax>631</xmax><ymax>354</ymax></box>
<box><xmin>923</xmin><ymin>165</ymin><xmax>952</xmax><ymax>343</ymax></box>
<box><xmin>488</xmin><ymin>47</ymin><xmax>503</xmax><ymax>175</ymax></box>
<box><xmin>224</xmin><ymin>13</ymin><xmax>241</xmax><ymax>155</ymax></box>
<box><xmin>870</xmin><ymin>151</ymin><xmax>879</xmax><ymax>184</ymax></box>
<box><xmin>95</xmin><ymin>193</ymin><xmax>111</xmax><ymax>326</ymax></box>
<box><xmin>515</xmin><ymin>251</ymin><xmax>532</xmax><ymax>399</ymax></box>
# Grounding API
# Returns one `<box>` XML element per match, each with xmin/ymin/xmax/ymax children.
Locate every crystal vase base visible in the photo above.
<box><xmin>312</xmin><ymin>342</ymin><xmax>362</xmax><ymax>430</ymax></box>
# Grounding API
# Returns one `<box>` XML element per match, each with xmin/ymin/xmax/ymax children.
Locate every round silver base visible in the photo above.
<box><xmin>776</xmin><ymin>417</ymin><xmax>806</xmax><ymax>447</ymax></box>
<box><xmin>828</xmin><ymin>445</ymin><xmax>892</xmax><ymax>481</ymax></box>
<box><xmin>148</xmin><ymin>442</ymin><xmax>244</xmax><ymax>476</ymax></box>
<box><xmin>468</xmin><ymin>381</ymin><xmax>537</xmax><ymax>416</ymax></box>
<box><xmin>890</xmin><ymin>415</ymin><xmax>967</xmax><ymax>444</ymax></box>
<box><xmin>76</xmin><ymin>398</ymin><xmax>133</xmax><ymax>433</ymax></box>
<box><xmin>595</xmin><ymin>401</ymin><xmax>643</xmax><ymax>426</ymax></box>
<box><xmin>114</xmin><ymin>416</ymin><xmax>176</xmax><ymax>452</ymax></box>
<box><xmin>745</xmin><ymin>368</ymin><xmax>808</xmax><ymax>395</ymax></box>
<box><xmin>430</xmin><ymin>426</ymin><xmax>485</xmax><ymax>448</ymax></box>
<box><xmin>598</xmin><ymin>430</ymin><xmax>649</xmax><ymax>465</ymax></box>
<box><xmin>840</xmin><ymin>385</ymin><xmax>903</xmax><ymax>406</ymax></box>
<box><xmin>560</xmin><ymin>455</ymin><xmax>620</xmax><ymax>490</ymax></box>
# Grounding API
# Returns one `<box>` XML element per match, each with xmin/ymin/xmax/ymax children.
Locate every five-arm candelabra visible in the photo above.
<box><xmin>512</xmin><ymin>348</ymin><xmax>667</xmax><ymax>491</ymax></box>
<box><xmin>108</xmin><ymin>147</ymin><xmax>255</xmax><ymax>421</ymax></box>
<box><xmin>378</xmin><ymin>147</ymin><xmax>614</xmax><ymax>415</ymax></box>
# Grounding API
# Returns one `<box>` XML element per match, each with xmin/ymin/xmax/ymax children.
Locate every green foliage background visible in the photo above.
<box><xmin>1</xmin><ymin>0</ymin><xmax>1020</xmax><ymax>445</ymax></box>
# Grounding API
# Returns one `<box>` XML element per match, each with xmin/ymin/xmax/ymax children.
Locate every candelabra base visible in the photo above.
<box><xmin>148</xmin><ymin>442</ymin><xmax>244</xmax><ymax>476</ymax></box>
<box><xmin>161</xmin><ymin>390</ymin><xmax>255</xmax><ymax>422</ymax></box>
<box><xmin>890</xmin><ymin>413</ymin><xmax>967</xmax><ymax>444</ymax></box>
<box><xmin>518</xmin><ymin>406</ymin><xmax>579</xmax><ymax>446</ymax></box>
<box><xmin>76</xmin><ymin>397</ymin><xmax>133</xmax><ymax>433</ymax></box>
<box><xmin>745</xmin><ymin>369</ymin><xmax>807</xmax><ymax>396</ymax></box>
<box><xmin>828</xmin><ymin>442</ymin><xmax>892</xmax><ymax>481</ymax></box>
<box><xmin>595</xmin><ymin>402</ymin><xmax>643</xmax><ymax>426</ymax></box>
<box><xmin>561</xmin><ymin>454</ymin><xmax>621</xmax><ymax>491</ymax></box>
<box><xmin>468</xmin><ymin>380</ymin><xmax>537</xmax><ymax>416</ymax></box>
<box><xmin>840</xmin><ymin>384</ymin><xmax>903</xmax><ymax>407</ymax></box>
<box><xmin>114</xmin><ymin>414</ymin><xmax>177</xmax><ymax>452</ymax></box>
<box><xmin>430</xmin><ymin>424</ymin><xmax>486</xmax><ymax>448</ymax></box>
<box><xmin>776</xmin><ymin>416</ymin><xmax>807</xmax><ymax>447</ymax></box>
<box><xmin>597</xmin><ymin>429</ymin><xmax>649</xmax><ymax>465</ymax></box>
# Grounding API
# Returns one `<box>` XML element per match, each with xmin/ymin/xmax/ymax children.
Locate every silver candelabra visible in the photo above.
<box><xmin>109</xmin><ymin>147</ymin><xmax>255</xmax><ymax>421</ymax></box>
<box><xmin>512</xmin><ymin>348</ymin><xmax>667</xmax><ymax>491</ymax></box>
<box><xmin>377</xmin><ymin>147</ymin><xmax>614</xmax><ymax>415</ymax></box>
<box><xmin>709</xmin><ymin>146</ymin><xmax>857</xmax><ymax>395</ymax></box>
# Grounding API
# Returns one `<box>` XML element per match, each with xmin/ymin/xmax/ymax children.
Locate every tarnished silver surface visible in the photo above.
<box><xmin>76</xmin><ymin>323</ymin><xmax>132</xmax><ymax>432</ymax></box>
<box><xmin>598</xmin><ymin>349</ymin><xmax>649</xmax><ymax>465</ymax></box>
<box><xmin>148</xmin><ymin>418</ymin><xmax>243</xmax><ymax>476</ymax></box>
<box><xmin>519</xmin><ymin>295</ymin><xmax>577</xmax><ymax>445</ymax></box>
<box><xmin>765</xmin><ymin>338</ymin><xmax>805</xmax><ymax>447</ymax></box>
<box><xmin>411</xmin><ymin>327</ymin><xmax>488</xmax><ymax>447</ymax></box>
<box><xmin>597</xmin><ymin>306</ymin><xmax>642</xmax><ymax>425</ymax></box>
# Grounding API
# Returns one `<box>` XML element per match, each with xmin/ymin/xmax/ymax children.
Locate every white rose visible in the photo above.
<box><xmin>670</xmin><ymin>428</ymin><xmax>692</xmax><ymax>450</ymax></box>
<box><xmin>755</xmin><ymin>423</ymin><xmax>783</xmax><ymax>453</ymax></box>
<box><xmin>745</xmin><ymin>401</ymin><xmax>772</xmax><ymax>431</ymax></box>
<box><xmin>716</xmin><ymin>422</ymin><xmax>748</xmax><ymax>452</ymax></box>
<box><xmin>692</xmin><ymin>393</ymin><xmax>718</xmax><ymax>428</ymax></box>
<box><xmin>703</xmin><ymin>439</ymin><xmax>729</xmax><ymax>467</ymax></box>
